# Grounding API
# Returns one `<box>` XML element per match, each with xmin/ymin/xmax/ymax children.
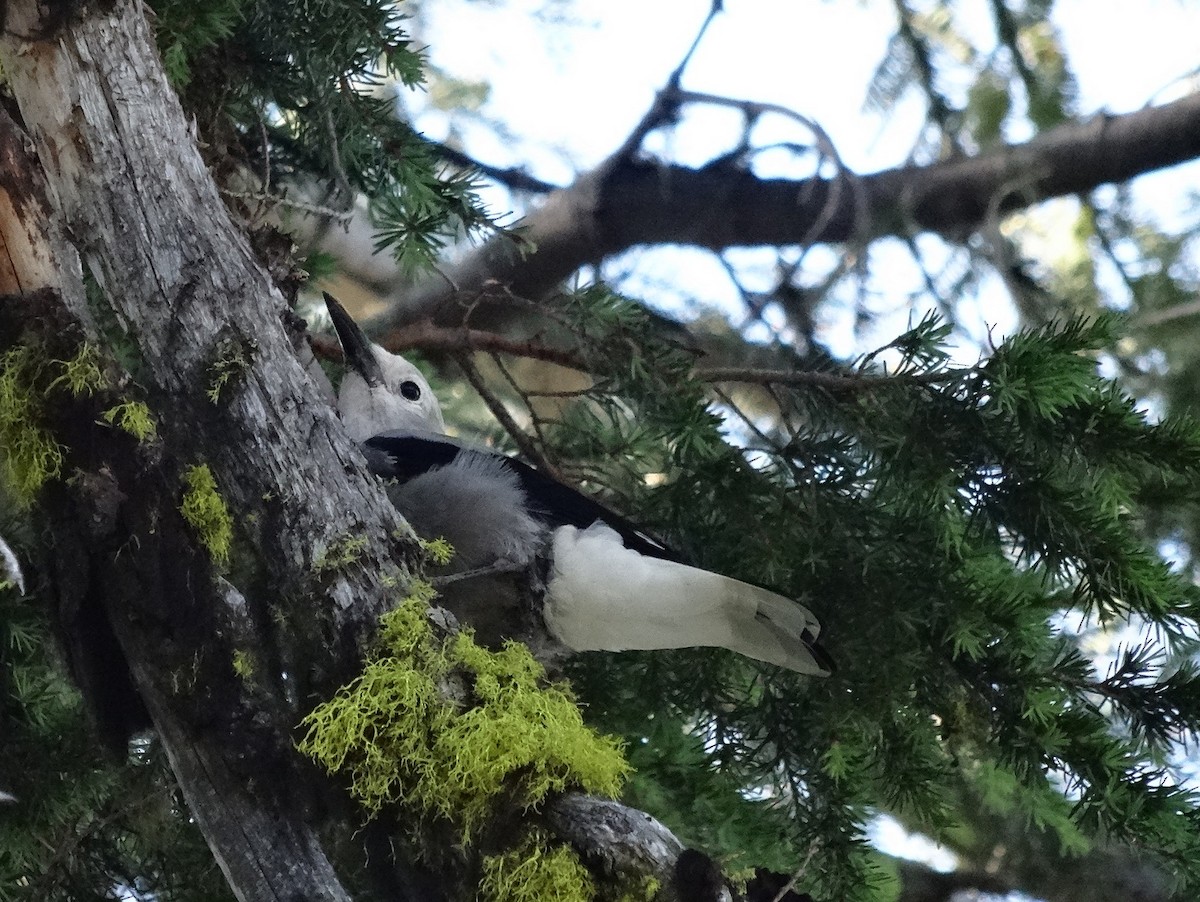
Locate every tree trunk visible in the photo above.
<box><xmin>0</xmin><ymin>0</ymin><xmax>413</xmax><ymax>897</ymax></box>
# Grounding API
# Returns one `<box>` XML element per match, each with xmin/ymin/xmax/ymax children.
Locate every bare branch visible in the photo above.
<box><xmin>422</xmin><ymin>137</ymin><xmax>560</xmax><ymax>194</ymax></box>
<box><xmin>310</xmin><ymin>321</ymin><xmax>587</xmax><ymax>370</ymax></box>
<box><xmin>363</xmin><ymin>91</ymin><xmax>1200</xmax><ymax>331</ymax></box>
<box><xmin>695</xmin><ymin>365</ymin><xmax>945</xmax><ymax>392</ymax></box>
<box><xmin>455</xmin><ymin>353</ymin><xmax>563</xmax><ymax>478</ymax></box>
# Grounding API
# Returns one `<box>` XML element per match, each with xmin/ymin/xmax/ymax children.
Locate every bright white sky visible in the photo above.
<box><xmin>411</xmin><ymin>0</ymin><xmax>1200</xmax><ymax>881</ymax></box>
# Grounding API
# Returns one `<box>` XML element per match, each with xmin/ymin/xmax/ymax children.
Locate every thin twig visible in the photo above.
<box><xmin>258</xmin><ymin>117</ymin><xmax>271</xmax><ymax>193</ymax></box>
<box><xmin>609</xmin><ymin>1</ymin><xmax>724</xmax><ymax>161</ymax></box>
<box><xmin>1139</xmin><ymin>299</ymin><xmax>1200</xmax><ymax>327</ymax></box>
<box><xmin>389</xmin><ymin>322</ymin><xmax>586</xmax><ymax>370</ymax></box>
<box><xmin>325</xmin><ymin>87</ymin><xmax>353</xmax><ymax>202</ymax></box>
<box><xmin>455</xmin><ymin>353</ymin><xmax>562</xmax><ymax>479</ymax></box>
<box><xmin>696</xmin><ymin>365</ymin><xmax>951</xmax><ymax>391</ymax></box>
<box><xmin>770</xmin><ymin>842</ymin><xmax>819</xmax><ymax>902</ymax></box>
<box><xmin>764</xmin><ymin>382</ymin><xmax>803</xmax><ymax>445</ymax></box>
<box><xmin>219</xmin><ymin>189</ymin><xmax>355</xmax><ymax>223</ymax></box>
<box><xmin>669</xmin><ymin>89</ymin><xmax>839</xmax><ymax>159</ymax></box>
<box><xmin>311</xmin><ymin>323</ymin><xmax>949</xmax><ymax>397</ymax></box>
<box><xmin>523</xmin><ymin>387</ymin><xmax>592</xmax><ymax>399</ymax></box>
<box><xmin>666</xmin><ymin>87</ymin><xmax>865</xmax><ymax>243</ymax></box>
<box><xmin>422</xmin><ymin>138</ymin><xmax>560</xmax><ymax>194</ymax></box>
<box><xmin>710</xmin><ymin>384</ymin><xmax>777</xmax><ymax>448</ymax></box>
<box><xmin>670</xmin><ymin>0</ymin><xmax>724</xmax><ymax>88</ymax></box>
<box><xmin>489</xmin><ymin>351</ymin><xmax>552</xmax><ymax>449</ymax></box>
<box><xmin>309</xmin><ymin>322</ymin><xmax>588</xmax><ymax>371</ymax></box>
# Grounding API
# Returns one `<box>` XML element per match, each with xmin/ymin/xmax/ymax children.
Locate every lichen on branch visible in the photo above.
<box><xmin>179</xmin><ymin>464</ymin><xmax>234</xmax><ymax>566</ymax></box>
<box><xmin>298</xmin><ymin>593</ymin><xmax>629</xmax><ymax>892</ymax></box>
<box><xmin>0</xmin><ymin>342</ymin><xmax>111</xmax><ymax>508</ymax></box>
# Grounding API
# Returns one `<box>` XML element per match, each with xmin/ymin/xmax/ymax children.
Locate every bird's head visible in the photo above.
<box><xmin>323</xmin><ymin>292</ymin><xmax>446</xmax><ymax>439</ymax></box>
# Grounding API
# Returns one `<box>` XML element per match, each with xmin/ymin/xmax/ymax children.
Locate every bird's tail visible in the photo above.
<box><xmin>546</xmin><ymin>523</ymin><xmax>833</xmax><ymax>676</ymax></box>
<box><xmin>744</xmin><ymin>588</ymin><xmax>835</xmax><ymax>675</ymax></box>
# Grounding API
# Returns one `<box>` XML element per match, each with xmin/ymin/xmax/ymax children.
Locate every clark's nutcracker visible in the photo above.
<box><xmin>324</xmin><ymin>293</ymin><xmax>832</xmax><ymax>676</ymax></box>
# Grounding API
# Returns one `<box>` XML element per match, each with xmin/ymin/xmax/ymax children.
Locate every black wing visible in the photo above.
<box><xmin>362</xmin><ymin>432</ymin><xmax>681</xmax><ymax>562</ymax></box>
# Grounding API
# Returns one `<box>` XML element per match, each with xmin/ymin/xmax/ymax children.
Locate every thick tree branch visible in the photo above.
<box><xmin>0</xmin><ymin>2</ymin><xmax>407</xmax><ymax>898</ymax></box>
<box><xmin>358</xmin><ymin>90</ymin><xmax>1200</xmax><ymax>331</ymax></box>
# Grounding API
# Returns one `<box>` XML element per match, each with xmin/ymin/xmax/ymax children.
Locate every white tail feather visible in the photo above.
<box><xmin>546</xmin><ymin>523</ymin><xmax>829</xmax><ymax>676</ymax></box>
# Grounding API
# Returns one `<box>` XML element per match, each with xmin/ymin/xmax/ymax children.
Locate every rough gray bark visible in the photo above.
<box><xmin>547</xmin><ymin>794</ymin><xmax>684</xmax><ymax>889</ymax></box>
<box><xmin>1</xmin><ymin>1</ymin><xmax>401</xmax><ymax>897</ymax></box>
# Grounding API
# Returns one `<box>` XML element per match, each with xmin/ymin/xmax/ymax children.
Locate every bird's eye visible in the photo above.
<box><xmin>399</xmin><ymin>380</ymin><xmax>422</xmax><ymax>401</ymax></box>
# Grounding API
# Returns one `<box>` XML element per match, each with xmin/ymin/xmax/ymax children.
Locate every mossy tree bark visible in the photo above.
<box><xmin>0</xmin><ymin>1</ymin><xmax>413</xmax><ymax>898</ymax></box>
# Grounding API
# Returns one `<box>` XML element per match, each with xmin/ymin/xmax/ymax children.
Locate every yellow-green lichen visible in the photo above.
<box><xmin>205</xmin><ymin>336</ymin><xmax>257</xmax><ymax>404</ymax></box>
<box><xmin>232</xmin><ymin>649</ymin><xmax>256</xmax><ymax>679</ymax></box>
<box><xmin>0</xmin><ymin>346</ymin><xmax>65</xmax><ymax>507</ymax></box>
<box><xmin>479</xmin><ymin>831</ymin><xmax>595</xmax><ymax>902</ymax></box>
<box><xmin>313</xmin><ymin>534</ymin><xmax>370</xmax><ymax>574</ymax></box>
<box><xmin>0</xmin><ymin>342</ymin><xmax>124</xmax><ymax>507</ymax></box>
<box><xmin>179</xmin><ymin>464</ymin><xmax>233</xmax><ymax>566</ymax></box>
<box><xmin>725</xmin><ymin>868</ymin><xmax>753</xmax><ymax>894</ymax></box>
<box><xmin>101</xmin><ymin>401</ymin><xmax>158</xmax><ymax>442</ymax></box>
<box><xmin>617</xmin><ymin>875</ymin><xmax>662</xmax><ymax>902</ymax></box>
<box><xmin>419</xmin><ymin>536</ymin><xmax>454</xmax><ymax>566</ymax></box>
<box><xmin>298</xmin><ymin>597</ymin><xmax>629</xmax><ymax>843</ymax></box>
<box><xmin>48</xmin><ymin>343</ymin><xmax>106</xmax><ymax>397</ymax></box>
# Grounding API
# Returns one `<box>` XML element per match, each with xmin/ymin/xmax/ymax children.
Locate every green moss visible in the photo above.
<box><xmin>232</xmin><ymin>649</ymin><xmax>256</xmax><ymax>679</ymax></box>
<box><xmin>313</xmin><ymin>534</ymin><xmax>370</xmax><ymax>573</ymax></box>
<box><xmin>419</xmin><ymin>536</ymin><xmax>454</xmax><ymax>566</ymax></box>
<box><xmin>101</xmin><ymin>401</ymin><xmax>158</xmax><ymax>442</ymax></box>
<box><xmin>179</xmin><ymin>464</ymin><xmax>233</xmax><ymax>566</ymax></box>
<box><xmin>48</xmin><ymin>343</ymin><xmax>106</xmax><ymax>397</ymax></box>
<box><xmin>479</xmin><ymin>831</ymin><xmax>595</xmax><ymax>902</ymax></box>
<box><xmin>0</xmin><ymin>346</ymin><xmax>65</xmax><ymax>508</ymax></box>
<box><xmin>298</xmin><ymin>597</ymin><xmax>628</xmax><ymax>844</ymax></box>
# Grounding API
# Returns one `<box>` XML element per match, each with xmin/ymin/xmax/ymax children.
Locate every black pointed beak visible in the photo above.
<box><xmin>324</xmin><ymin>292</ymin><xmax>384</xmax><ymax>387</ymax></box>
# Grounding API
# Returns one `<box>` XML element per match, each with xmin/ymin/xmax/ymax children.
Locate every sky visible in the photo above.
<box><xmin>406</xmin><ymin>0</ymin><xmax>1200</xmax><ymax>881</ymax></box>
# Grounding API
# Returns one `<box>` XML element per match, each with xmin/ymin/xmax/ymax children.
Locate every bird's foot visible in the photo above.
<box><xmin>430</xmin><ymin>558</ymin><xmax>527</xmax><ymax>587</ymax></box>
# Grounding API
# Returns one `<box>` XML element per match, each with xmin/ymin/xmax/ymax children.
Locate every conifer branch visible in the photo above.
<box><xmin>421</xmin><ymin>138</ymin><xmax>560</xmax><ymax>194</ymax></box>
<box><xmin>454</xmin><ymin>352</ymin><xmax>563</xmax><ymax>478</ymax></box>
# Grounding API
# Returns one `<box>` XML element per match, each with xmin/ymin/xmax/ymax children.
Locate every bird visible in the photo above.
<box><xmin>0</xmin><ymin>533</ymin><xmax>22</xmax><ymax>596</ymax></box>
<box><xmin>322</xmin><ymin>292</ymin><xmax>833</xmax><ymax>676</ymax></box>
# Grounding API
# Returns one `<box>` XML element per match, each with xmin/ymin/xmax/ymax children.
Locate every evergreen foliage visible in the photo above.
<box><xmin>0</xmin><ymin>573</ymin><xmax>229</xmax><ymax>901</ymax></box>
<box><xmin>510</xmin><ymin>296</ymin><xmax>1200</xmax><ymax>899</ymax></box>
<box><xmin>4</xmin><ymin>1</ymin><xmax>1200</xmax><ymax>900</ymax></box>
<box><xmin>148</xmin><ymin>0</ymin><xmax>504</xmax><ymax>272</ymax></box>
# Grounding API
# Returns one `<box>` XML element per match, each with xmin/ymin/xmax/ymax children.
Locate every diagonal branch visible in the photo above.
<box><xmin>360</xmin><ymin>90</ymin><xmax>1200</xmax><ymax>331</ymax></box>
